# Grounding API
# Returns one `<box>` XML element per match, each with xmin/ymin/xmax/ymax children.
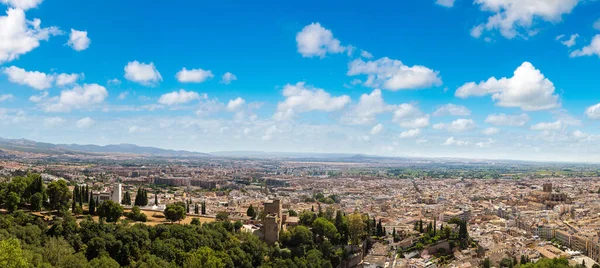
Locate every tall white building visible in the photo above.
<box><xmin>111</xmin><ymin>183</ymin><xmax>122</xmax><ymax>204</ymax></box>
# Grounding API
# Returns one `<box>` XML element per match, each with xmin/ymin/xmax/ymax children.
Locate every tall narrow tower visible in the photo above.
<box><xmin>112</xmin><ymin>183</ymin><xmax>122</xmax><ymax>204</ymax></box>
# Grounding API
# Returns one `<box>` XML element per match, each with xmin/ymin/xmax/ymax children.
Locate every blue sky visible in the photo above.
<box><xmin>1</xmin><ymin>0</ymin><xmax>600</xmax><ymax>162</ymax></box>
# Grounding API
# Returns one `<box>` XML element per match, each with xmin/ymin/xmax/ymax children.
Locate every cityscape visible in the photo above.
<box><xmin>2</xmin><ymin>0</ymin><xmax>600</xmax><ymax>267</ymax></box>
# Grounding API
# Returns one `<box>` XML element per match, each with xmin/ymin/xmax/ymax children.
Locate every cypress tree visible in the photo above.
<box><xmin>85</xmin><ymin>185</ymin><xmax>89</xmax><ymax>202</ymax></box>
<box><xmin>88</xmin><ymin>195</ymin><xmax>95</xmax><ymax>215</ymax></box>
<box><xmin>194</xmin><ymin>203</ymin><xmax>199</xmax><ymax>214</ymax></box>
<box><xmin>201</xmin><ymin>201</ymin><xmax>206</xmax><ymax>215</ymax></box>
<box><xmin>186</xmin><ymin>202</ymin><xmax>190</xmax><ymax>213</ymax></box>
<box><xmin>155</xmin><ymin>194</ymin><xmax>158</xmax><ymax>205</ymax></box>
<box><xmin>433</xmin><ymin>219</ymin><xmax>437</xmax><ymax>236</ymax></box>
<box><xmin>135</xmin><ymin>188</ymin><xmax>141</xmax><ymax>206</ymax></box>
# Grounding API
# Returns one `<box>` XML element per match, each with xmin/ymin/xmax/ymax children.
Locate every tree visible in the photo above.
<box><xmin>312</xmin><ymin>217</ymin><xmax>339</xmax><ymax>241</ymax></box>
<box><xmin>183</xmin><ymin>246</ymin><xmax>225</xmax><ymax>268</ymax></box>
<box><xmin>191</xmin><ymin>218</ymin><xmax>201</xmax><ymax>225</ymax></box>
<box><xmin>201</xmin><ymin>201</ymin><xmax>206</xmax><ymax>215</ymax></box>
<box><xmin>84</xmin><ymin>185</ymin><xmax>89</xmax><ymax>202</ymax></box>
<box><xmin>0</xmin><ymin>238</ymin><xmax>28</xmax><ymax>268</ymax></box>
<box><xmin>126</xmin><ymin>206</ymin><xmax>147</xmax><ymax>222</ymax></box>
<box><xmin>122</xmin><ymin>191</ymin><xmax>131</xmax><ymax>205</ymax></box>
<box><xmin>88</xmin><ymin>195</ymin><xmax>96</xmax><ymax>215</ymax></box>
<box><xmin>135</xmin><ymin>188</ymin><xmax>142</xmax><ymax>206</ymax></box>
<box><xmin>194</xmin><ymin>203</ymin><xmax>199</xmax><ymax>214</ymax></box>
<box><xmin>97</xmin><ymin>200</ymin><xmax>124</xmax><ymax>222</ymax></box>
<box><xmin>6</xmin><ymin>192</ymin><xmax>20</xmax><ymax>212</ymax></box>
<box><xmin>90</xmin><ymin>256</ymin><xmax>120</xmax><ymax>268</ymax></box>
<box><xmin>216</xmin><ymin>212</ymin><xmax>229</xmax><ymax>221</ymax></box>
<box><xmin>30</xmin><ymin>192</ymin><xmax>43</xmax><ymax>211</ymax></box>
<box><xmin>154</xmin><ymin>193</ymin><xmax>158</xmax><ymax>205</ymax></box>
<box><xmin>164</xmin><ymin>202</ymin><xmax>186</xmax><ymax>222</ymax></box>
<box><xmin>482</xmin><ymin>258</ymin><xmax>491</xmax><ymax>268</ymax></box>
<box><xmin>234</xmin><ymin>220</ymin><xmax>243</xmax><ymax>232</ymax></box>
<box><xmin>47</xmin><ymin>180</ymin><xmax>72</xmax><ymax>213</ymax></box>
<box><xmin>247</xmin><ymin>205</ymin><xmax>256</xmax><ymax>219</ymax></box>
<box><xmin>186</xmin><ymin>202</ymin><xmax>190</xmax><ymax>214</ymax></box>
<box><xmin>348</xmin><ymin>212</ymin><xmax>366</xmax><ymax>245</ymax></box>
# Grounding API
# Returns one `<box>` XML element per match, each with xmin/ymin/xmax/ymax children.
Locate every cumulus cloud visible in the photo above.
<box><xmin>370</xmin><ymin>124</ymin><xmax>384</xmax><ymax>135</ymax></box>
<box><xmin>485</xmin><ymin>113</ymin><xmax>529</xmax><ymax>126</ymax></box>
<box><xmin>227</xmin><ymin>97</ymin><xmax>245</xmax><ymax>111</ymax></box>
<box><xmin>42</xmin><ymin>84</ymin><xmax>108</xmax><ymax>112</ymax></box>
<box><xmin>436</xmin><ymin>0</ymin><xmax>455</xmax><ymax>8</ymax></box>
<box><xmin>530</xmin><ymin>121</ymin><xmax>563</xmax><ymax>131</ymax></box>
<box><xmin>1</xmin><ymin>0</ymin><xmax>43</xmax><ymax>10</ymax></box>
<box><xmin>360</xmin><ymin>50</ymin><xmax>373</xmax><ymax>59</ymax></box>
<box><xmin>570</xmin><ymin>34</ymin><xmax>600</xmax><ymax>58</ymax></box>
<box><xmin>158</xmin><ymin>89</ymin><xmax>203</xmax><ymax>105</ymax></box>
<box><xmin>482</xmin><ymin>127</ymin><xmax>500</xmax><ymax>135</ymax></box>
<box><xmin>76</xmin><ymin>117</ymin><xmax>94</xmax><ymax>129</ymax></box>
<box><xmin>348</xmin><ymin>57</ymin><xmax>442</xmax><ymax>91</ymax></box>
<box><xmin>443</xmin><ymin>137</ymin><xmax>468</xmax><ymax>146</ymax></box>
<box><xmin>456</xmin><ymin>62</ymin><xmax>559</xmax><ymax>111</ymax></box>
<box><xmin>476</xmin><ymin>138</ymin><xmax>496</xmax><ymax>148</ymax></box>
<box><xmin>0</xmin><ymin>8</ymin><xmax>60</xmax><ymax>64</ymax></box>
<box><xmin>221</xmin><ymin>72</ymin><xmax>237</xmax><ymax>84</ymax></box>
<box><xmin>273</xmin><ymin>82</ymin><xmax>351</xmax><ymax>120</ymax></box>
<box><xmin>176</xmin><ymin>67</ymin><xmax>213</xmax><ymax>83</ymax></box>
<box><xmin>392</xmin><ymin>104</ymin><xmax>430</xmax><ymax>129</ymax></box>
<box><xmin>433</xmin><ymin>118</ymin><xmax>476</xmax><ymax>132</ymax></box>
<box><xmin>55</xmin><ymin>73</ymin><xmax>82</xmax><ymax>86</ymax></box>
<box><xmin>0</xmin><ymin>94</ymin><xmax>14</xmax><ymax>102</ymax></box>
<box><xmin>432</xmin><ymin>104</ymin><xmax>471</xmax><ymax>116</ymax></box>
<box><xmin>43</xmin><ymin>116</ymin><xmax>65</xmax><ymax>127</ymax></box>
<box><xmin>124</xmin><ymin>61</ymin><xmax>162</xmax><ymax>85</ymax></box>
<box><xmin>400</xmin><ymin>128</ymin><xmax>422</xmax><ymax>138</ymax></box>
<box><xmin>586</xmin><ymin>103</ymin><xmax>600</xmax><ymax>120</ymax></box>
<box><xmin>556</xmin><ymin>34</ymin><xmax>578</xmax><ymax>48</ymax></box>
<box><xmin>3</xmin><ymin>66</ymin><xmax>54</xmax><ymax>89</ymax></box>
<box><xmin>296</xmin><ymin>22</ymin><xmax>347</xmax><ymax>58</ymax></box>
<box><xmin>472</xmin><ymin>0</ymin><xmax>580</xmax><ymax>39</ymax></box>
<box><xmin>67</xmin><ymin>29</ymin><xmax>90</xmax><ymax>51</ymax></box>
<box><xmin>342</xmin><ymin>89</ymin><xmax>389</xmax><ymax>125</ymax></box>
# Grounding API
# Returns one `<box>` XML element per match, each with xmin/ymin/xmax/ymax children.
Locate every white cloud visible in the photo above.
<box><xmin>107</xmin><ymin>78</ymin><xmax>121</xmax><ymax>85</ymax></box>
<box><xmin>400</xmin><ymin>128</ymin><xmax>422</xmax><ymax>138</ymax></box>
<box><xmin>360</xmin><ymin>50</ymin><xmax>373</xmax><ymax>59</ymax></box>
<box><xmin>0</xmin><ymin>0</ymin><xmax>43</xmax><ymax>10</ymax></box>
<box><xmin>124</xmin><ymin>61</ymin><xmax>162</xmax><ymax>85</ymax></box>
<box><xmin>158</xmin><ymin>89</ymin><xmax>202</xmax><ymax>105</ymax></box>
<box><xmin>227</xmin><ymin>97</ymin><xmax>246</xmax><ymax>111</ymax></box>
<box><xmin>530</xmin><ymin>121</ymin><xmax>562</xmax><ymax>131</ymax></box>
<box><xmin>43</xmin><ymin>84</ymin><xmax>108</xmax><ymax>112</ymax></box>
<box><xmin>67</xmin><ymin>29</ymin><xmax>90</xmax><ymax>51</ymax></box>
<box><xmin>392</xmin><ymin>104</ymin><xmax>430</xmax><ymax>129</ymax></box>
<box><xmin>586</xmin><ymin>103</ymin><xmax>600</xmax><ymax>120</ymax></box>
<box><xmin>273</xmin><ymin>82</ymin><xmax>351</xmax><ymax>120</ymax></box>
<box><xmin>76</xmin><ymin>117</ymin><xmax>94</xmax><ymax>129</ymax></box>
<box><xmin>43</xmin><ymin>116</ymin><xmax>65</xmax><ymax>127</ymax></box>
<box><xmin>0</xmin><ymin>94</ymin><xmax>14</xmax><ymax>102</ymax></box>
<box><xmin>433</xmin><ymin>118</ymin><xmax>476</xmax><ymax>132</ymax></box>
<box><xmin>28</xmin><ymin>91</ymin><xmax>47</xmax><ymax>102</ymax></box>
<box><xmin>296</xmin><ymin>22</ymin><xmax>346</xmax><ymax>58</ymax></box>
<box><xmin>432</xmin><ymin>104</ymin><xmax>471</xmax><ymax>116</ymax></box>
<box><xmin>221</xmin><ymin>72</ymin><xmax>237</xmax><ymax>84</ymax></box>
<box><xmin>482</xmin><ymin>127</ymin><xmax>500</xmax><ymax>135</ymax></box>
<box><xmin>3</xmin><ymin>66</ymin><xmax>53</xmax><ymax>89</ymax></box>
<box><xmin>443</xmin><ymin>137</ymin><xmax>468</xmax><ymax>146</ymax></box>
<box><xmin>370</xmin><ymin>124</ymin><xmax>384</xmax><ymax>135</ymax></box>
<box><xmin>342</xmin><ymin>89</ymin><xmax>388</xmax><ymax>125</ymax></box>
<box><xmin>476</xmin><ymin>138</ymin><xmax>496</xmax><ymax>148</ymax></box>
<box><xmin>55</xmin><ymin>73</ymin><xmax>82</xmax><ymax>86</ymax></box>
<box><xmin>456</xmin><ymin>62</ymin><xmax>559</xmax><ymax>111</ymax></box>
<box><xmin>118</xmin><ymin>91</ymin><xmax>129</xmax><ymax>100</ymax></box>
<box><xmin>348</xmin><ymin>57</ymin><xmax>442</xmax><ymax>90</ymax></box>
<box><xmin>262</xmin><ymin>125</ymin><xmax>278</xmax><ymax>141</ymax></box>
<box><xmin>572</xmin><ymin>130</ymin><xmax>594</xmax><ymax>142</ymax></box>
<box><xmin>399</xmin><ymin>115</ymin><xmax>430</xmax><ymax>129</ymax></box>
<box><xmin>485</xmin><ymin>113</ymin><xmax>529</xmax><ymax>126</ymax></box>
<box><xmin>0</xmin><ymin>8</ymin><xmax>60</xmax><ymax>64</ymax></box>
<box><xmin>594</xmin><ymin>19</ymin><xmax>600</xmax><ymax>30</ymax></box>
<box><xmin>472</xmin><ymin>0</ymin><xmax>580</xmax><ymax>39</ymax></box>
<box><xmin>436</xmin><ymin>0</ymin><xmax>455</xmax><ymax>8</ymax></box>
<box><xmin>570</xmin><ymin>34</ymin><xmax>600</xmax><ymax>58</ymax></box>
<box><xmin>176</xmin><ymin>67</ymin><xmax>213</xmax><ymax>83</ymax></box>
<box><xmin>556</xmin><ymin>34</ymin><xmax>578</xmax><ymax>47</ymax></box>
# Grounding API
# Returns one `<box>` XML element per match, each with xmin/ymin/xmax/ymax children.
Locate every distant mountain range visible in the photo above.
<box><xmin>0</xmin><ymin>137</ymin><xmax>209</xmax><ymax>157</ymax></box>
